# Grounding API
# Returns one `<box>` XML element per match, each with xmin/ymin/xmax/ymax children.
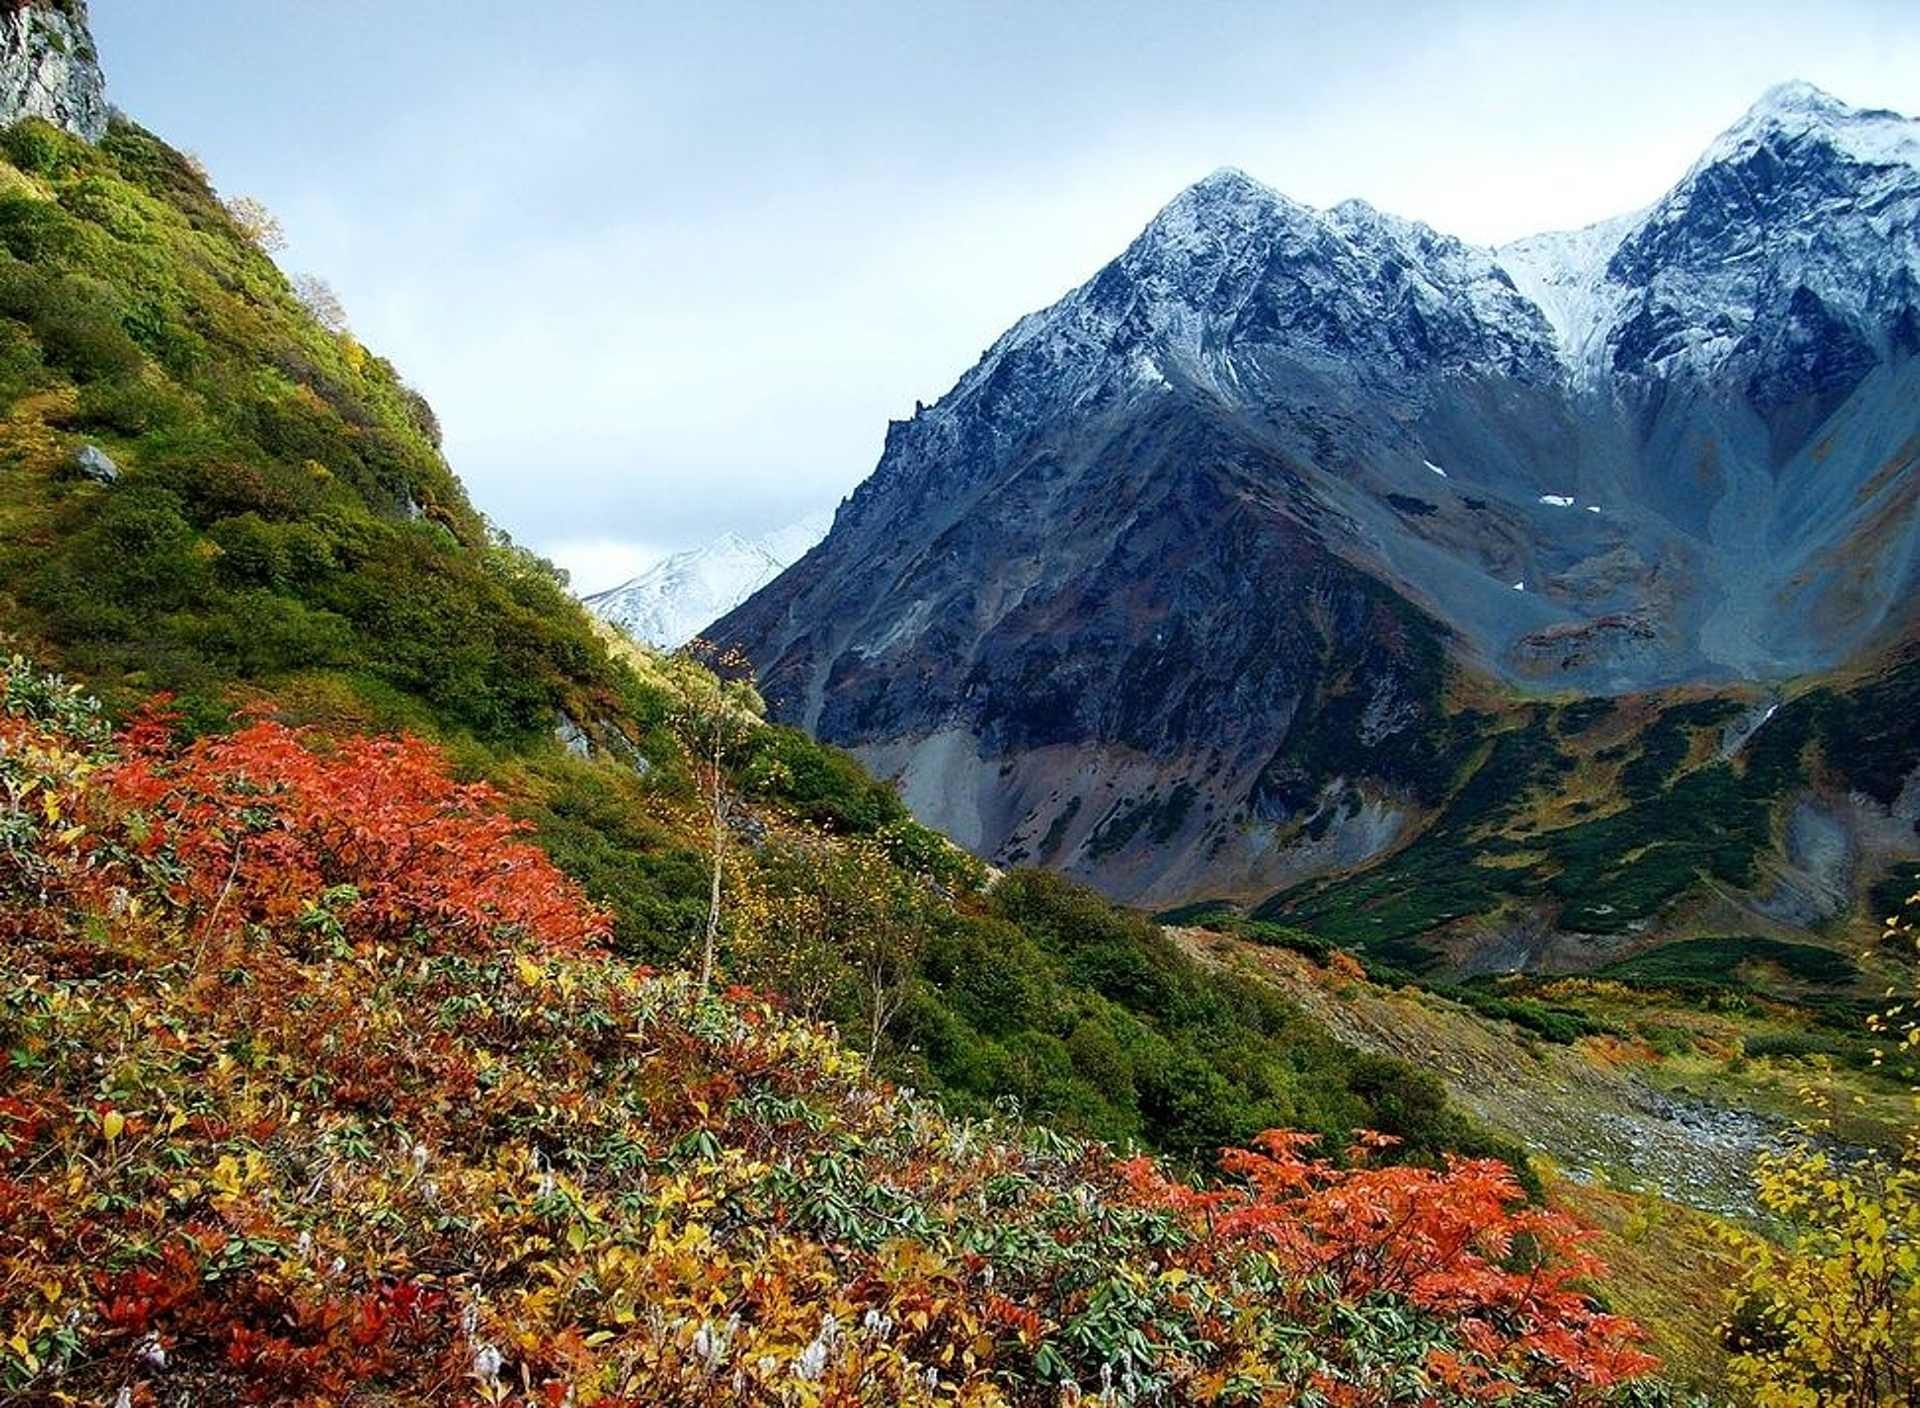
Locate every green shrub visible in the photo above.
<box><xmin>743</xmin><ymin>724</ymin><xmax>907</xmax><ymax>833</ymax></box>
<box><xmin>1602</xmin><ymin>937</ymin><xmax>1859</xmax><ymax>991</ymax></box>
<box><xmin>2</xmin><ymin>118</ymin><xmax>69</xmax><ymax>177</ymax></box>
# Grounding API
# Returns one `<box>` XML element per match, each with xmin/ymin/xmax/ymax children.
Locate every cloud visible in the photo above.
<box><xmin>544</xmin><ymin>537</ymin><xmax>669</xmax><ymax>598</ymax></box>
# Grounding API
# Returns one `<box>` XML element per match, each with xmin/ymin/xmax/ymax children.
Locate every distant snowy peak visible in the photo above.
<box><xmin>584</xmin><ymin>512</ymin><xmax>831</xmax><ymax>649</ymax></box>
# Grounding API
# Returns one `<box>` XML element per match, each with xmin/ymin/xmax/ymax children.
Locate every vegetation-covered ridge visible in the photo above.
<box><xmin>0</xmin><ymin>659</ymin><xmax>1666</xmax><ymax>1405</ymax></box>
<box><xmin>1246</xmin><ymin>653</ymin><xmax>1920</xmax><ymax>973</ymax></box>
<box><xmin>0</xmin><ymin>111</ymin><xmax>621</xmax><ymax>740</ymax></box>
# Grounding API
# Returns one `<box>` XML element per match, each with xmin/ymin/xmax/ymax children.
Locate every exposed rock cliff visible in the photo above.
<box><xmin>0</xmin><ymin>1</ymin><xmax>107</xmax><ymax>141</ymax></box>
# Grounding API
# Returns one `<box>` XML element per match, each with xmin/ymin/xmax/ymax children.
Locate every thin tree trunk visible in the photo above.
<box><xmin>701</xmin><ymin>772</ymin><xmax>723</xmax><ymax>991</ymax></box>
<box><xmin>702</xmin><ymin>737</ymin><xmax>721</xmax><ymax>991</ymax></box>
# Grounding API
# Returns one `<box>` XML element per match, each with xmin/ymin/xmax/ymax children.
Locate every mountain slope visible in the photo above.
<box><xmin>714</xmin><ymin>83</ymin><xmax>1920</xmax><ymax>928</ymax></box>
<box><xmin>0</xmin><ymin>659</ymin><xmax>1663</xmax><ymax>1405</ymax></box>
<box><xmin>584</xmin><ymin>511</ymin><xmax>830</xmax><ymax>648</ymax></box>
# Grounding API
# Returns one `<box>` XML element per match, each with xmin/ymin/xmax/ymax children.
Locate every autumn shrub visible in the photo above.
<box><xmin>0</xmin><ymin>658</ymin><xmax>1665</xmax><ymax>1406</ymax></box>
<box><xmin>1719</xmin><ymin>882</ymin><xmax>1920</xmax><ymax>1407</ymax></box>
<box><xmin>93</xmin><ymin>705</ymin><xmax>610</xmax><ymax>952</ymax></box>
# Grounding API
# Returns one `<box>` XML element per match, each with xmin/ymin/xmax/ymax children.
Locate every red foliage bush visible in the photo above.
<box><xmin>97</xmin><ymin>709</ymin><xmax>608</xmax><ymax>952</ymax></box>
<box><xmin>1119</xmin><ymin>1130</ymin><xmax>1658</xmax><ymax>1398</ymax></box>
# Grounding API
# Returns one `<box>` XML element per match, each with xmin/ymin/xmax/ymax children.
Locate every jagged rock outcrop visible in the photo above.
<box><xmin>0</xmin><ymin>1</ymin><xmax>107</xmax><ymax>142</ymax></box>
<box><xmin>714</xmin><ymin>84</ymin><xmax>1920</xmax><ymax>905</ymax></box>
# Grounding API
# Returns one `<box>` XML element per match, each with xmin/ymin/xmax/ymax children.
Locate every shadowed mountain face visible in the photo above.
<box><xmin>715</xmin><ymin>84</ymin><xmax>1920</xmax><ymax>907</ymax></box>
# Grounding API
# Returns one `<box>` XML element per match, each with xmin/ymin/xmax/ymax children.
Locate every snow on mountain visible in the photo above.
<box><xmin>584</xmin><ymin>512</ymin><xmax>831</xmax><ymax>649</ymax></box>
<box><xmin>888</xmin><ymin>81</ymin><xmax>1918</xmax><ymax>458</ymax></box>
<box><xmin>1498</xmin><ymin>81</ymin><xmax>1920</xmax><ymax>384</ymax></box>
<box><xmin>712</xmin><ymin>82</ymin><xmax>1920</xmax><ymax>907</ymax></box>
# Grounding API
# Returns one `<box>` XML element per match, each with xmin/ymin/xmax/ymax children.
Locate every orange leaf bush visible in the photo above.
<box><xmin>96</xmin><ymin>705</ymin><xmax>609</xmax><ymax>952</ymax></box>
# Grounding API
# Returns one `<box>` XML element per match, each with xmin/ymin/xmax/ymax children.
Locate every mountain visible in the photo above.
<box><xmin>0</xmin><ymin>10</ymin><xmax>1888</xmax><ymax>1391</ymax></box>
<box><xmin>583</xmin><ymin>511</ymin><xmax>830</xmax><ymax>648</ymax></box>
<box><xmin>714</xmin><ymin>83</ymin><xmax>1920</xmax><ymax>938</ymax></box>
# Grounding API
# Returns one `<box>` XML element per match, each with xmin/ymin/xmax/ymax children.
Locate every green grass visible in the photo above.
<box><xmin>1600</xmin><ymin>936</ymin><xmax>1859</xmax><ymax>990</ymax></box>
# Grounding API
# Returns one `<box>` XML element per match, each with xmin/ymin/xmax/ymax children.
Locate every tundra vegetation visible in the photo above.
<box><xmin>0</xmin><ymin>658</ymin><xmax>1665</xmax><ymax>1405</ymax></box>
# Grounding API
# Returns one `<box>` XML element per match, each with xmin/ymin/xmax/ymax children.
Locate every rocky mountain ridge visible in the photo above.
<box><xmin>715</xmin><ymin>83</ymin><xmax>1920</xmax><ymax>927</ymax></box>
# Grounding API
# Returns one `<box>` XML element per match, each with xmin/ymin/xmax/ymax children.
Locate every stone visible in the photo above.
<box><xmin>552</xmin><ymin>713</ymin><xmax>591</xmax><ymax>759</ymax></box>
<box><xmin>70</xmin><ymin>443</ymin><xmax>118</xmax><ymax>484</ymax></box>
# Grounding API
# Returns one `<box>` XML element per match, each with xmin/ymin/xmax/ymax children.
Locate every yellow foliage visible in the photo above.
<box><xmin>1721</xmin><ymin>885</ymin><xmax>1920</xmax><ymax>1406</ymax></box>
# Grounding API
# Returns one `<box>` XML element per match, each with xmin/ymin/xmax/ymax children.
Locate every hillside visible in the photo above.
<box><xmin>1242</xmin><ymin>657</ymin><xmax>1920</xmax><ymax>976</ymax></box>
<box><xmin>1168</xmin><ymin>914</ymin><xmax>1920</xmax><ymax>1392</ymax></box>
<box><xmin>712</xmin><ymin>85</ymin><xmax>1920</xmax><ymax>953</ymax></box>
<box><xmin>0</xmin><ymin>657</ymin><xmax>1664</xmax><ymax>1405</ymax></box>
<box><xmin>0</xmin><ymin>108</ymin><xmax>629</xmax><ymax>744</ymax></box>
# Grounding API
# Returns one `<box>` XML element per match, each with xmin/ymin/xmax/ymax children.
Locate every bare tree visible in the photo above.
<box><xmin>293</xmin><ymin>273</ymin><xmax>350</xmax><ymax>335</ymax></box>
<box><xmin>845</xmin><ymin>844</ymin><xmax>930</xmax><ymax>1063</ymax></box>
<box><xmin>666</xmin><ymin>640</ymin><xmax>758</xmax><ymax>991</ymax></box>
<box><xmin>223</xmin><ymin>195</ymin><xmax>287</xmax><ymax>253</ymax></box>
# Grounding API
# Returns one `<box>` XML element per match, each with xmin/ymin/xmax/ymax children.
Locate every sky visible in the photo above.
<box><xmin>90</xmin><ymin>0</ymin><xmax>1920</xmax><ymax>594</ymax></box>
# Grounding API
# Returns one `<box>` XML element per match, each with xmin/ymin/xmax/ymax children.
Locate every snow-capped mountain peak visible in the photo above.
<box><xmin>584</xmin><ymin>512</ymin><xmax>831</xmax><ymax>649</ymax></box>
<box><xmin>1494</xmin><ymin>82</ymin><xmax>1920</xmax><ymax>383</ymax></box>
<box><xmin>860</xmin><ymin>85</ymin><xmax>1917</xmax><ymax>532</ymax></box>
<box><xmin>713</xmin><ymin>82</ymin><xmax>1920</xmax><ymax>905</ymax></box>
<box><xmin>1705</xmin><ymin>79</ymin><xmax>1918</xmax><ymax>171</ymax></box>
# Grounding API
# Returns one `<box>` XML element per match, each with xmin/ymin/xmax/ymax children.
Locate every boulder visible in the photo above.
<box><xmin>0</xmin><ymin>2</ymin><xmax>109</xmax><ymax>143</ymax></box>
<box><xmin>552</xmin><ymin>713</ymin><xmax>592</xmax><ymax>759</ymax></box>
<box><xmin>70</xmin><ymin>444</ymin><xmax>119</xmax><ymax>484</ymax></box>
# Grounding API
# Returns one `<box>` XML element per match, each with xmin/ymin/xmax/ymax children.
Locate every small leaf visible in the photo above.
<box><xmin>102</xmin><ymin>1110</ymin><xmax>125</xmax><ymax>1142</ymax></box>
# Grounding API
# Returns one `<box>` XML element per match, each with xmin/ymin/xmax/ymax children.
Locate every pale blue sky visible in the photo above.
<box><xmin>92</xmin><ymin>1</ymin><xmax>1920</xmax><ymax>592</ymax></box>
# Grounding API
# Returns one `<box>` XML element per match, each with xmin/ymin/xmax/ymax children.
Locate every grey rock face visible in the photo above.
<box><xmin>69</xmin><ymin>443</ymin><xmax>117</xmax><ymax>483</ymax></box>
<box><xmin>552</xmin><ymin>712</ymin><xmax>592</xmax><ymax>759</ymax></box>
<box><xmin>0</xmin><ymin>2</ymin><xmax>108</xmax><ymax>143</ymax></box>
